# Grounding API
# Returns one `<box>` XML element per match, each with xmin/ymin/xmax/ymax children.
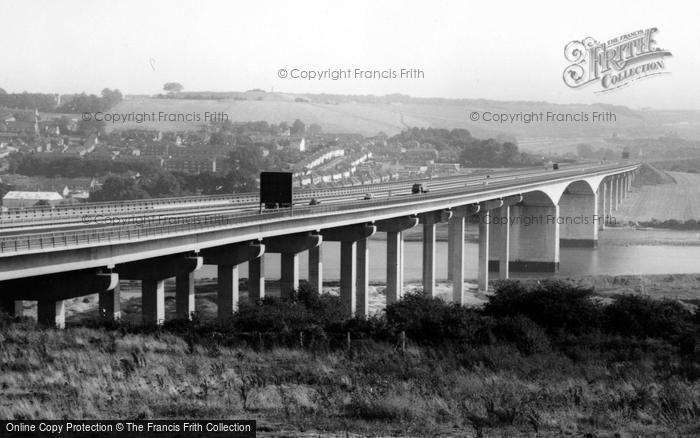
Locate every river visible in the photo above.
<box><xmin>194</xmin><ymin>228</ymin><xmax>700</xmax><ymax>282</ymax></box>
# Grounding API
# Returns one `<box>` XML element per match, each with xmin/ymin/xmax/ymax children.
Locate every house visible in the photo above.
<box><xmin>164</xmin><ymin>156</ymin><xmax>217</xmax><ymax>174</ymax></box>
<box><xmin>2</xmin><ymin>191</ymin><xmax>63</xmax><ymax>208</ymax></box>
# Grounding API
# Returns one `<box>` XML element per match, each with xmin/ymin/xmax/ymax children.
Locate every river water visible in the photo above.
<box><xmin>195</xmin><ymin>228</ymin><xmax>700</xmax><ymax>282</ymax></box>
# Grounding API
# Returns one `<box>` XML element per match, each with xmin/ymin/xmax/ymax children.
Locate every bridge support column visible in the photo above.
<box><xmin>308</xmin><ymin>245</ymin><xmax>323</xmax><ymax>293</ymax></box>
<box><xmin>340</xmin><ymin>242</ymin><xmax>357</xmax><ymax>313</ymax></box>
<box><xmin>0</xmin><ymin>299</ymin><xmax>24</xmax><ymax>317</ymax></box>
<box><xmin>611</xmin><ymin>177</ymin><xmax>619</xmax><ymax>211</ymax></box>
<box><xmin>606</xmin><ymin>178</ymin><xmax>614</xmax><ymax>222</ymax></box>
<box><xmin>447</xmin><ymin>220</ymin><xmax>456</xmax><ymax>281</ymax></box>
<box><xmin>175</xmin><ymin>272</ymin><xmax>195</xmax><ymax>319</ymax></box>
<box><xmin>142</xmin><ymin>280</ymin><xmax>165</xmax><ymax>325</ymax></box>
<box><xmin>281</xmin><ymin>254</ymin><xmax>299</xmax><ymax>298</ymax></box>
<box><xmin>449</xmin><ymin>205</ymin><xmax>478</xmax><ymax>304</ymax></box>
<box><xmin>249</xmin><ymin>258</ymin><xmax>265</xmax><ymax>301</ymax></box>
<box><xmin>617</xmin><ymin>176</ymin><xmax>623</xmax><ymax>206</ymax></box>
<box><xmin>377</xmin><ymin>217</ymin><xmax>418</xmax><ymax>305</ymax></box>
<box><xmin>323</xmin><ymin>224</ymin><xmax>376</xmax><ymax>316</ymax></box>
<box><xmin>99</xmin><ymin>282</ymin><xmax>121</xmax><ymax>320</ymax></box>
<box><xmin>356</xmin><ymin>239</ymin><xmax>369</xmax><ymax>316</ymax></box>
<box><xmin>201</xmin><ymin>243</ymin><xmax>265</xmax><ymax>320</ymax></box>
<box><xmin>265</xmin><ymin>233</ymin><xmax>322</xmax><ymax>299</ymax></box>
<box><xmin>0</xmin><ymin>270</ymin><xmax>118</xmax><ymax>327</ymax></box>
<box><xmin>488</xmin><ymin>197</ymin><xmax>521</xmax><ymax>281</ymax></box>
<box><xmin>598</xmin><ymin>182</ymin><xmax>607</xmax><ymax>231</ymax></box>
<box><xmin>509</xmin><ymin>192</ymin><xmax>559</xmax><ymax>272</ymax></box>
<box><xmin>116</xmin><ymin>255</ymin><xmax>202</xmax><ymax>325</ymax></box>
<box><xmin>419</xmin><ymin>210</ymin><xmax>452</xmax><ymax>296</ymax></box>
<box><xmin>477</xmin><ymin>199</ymin><xmax>503</xmax><ymax>292</ymax></box>
<box><xmin>559</xmin><ymin>181</ymin><xmax>599</xmax><ymax>248</ymax></box>
<box><xmin>37</xmin><ymin>300</ymin><xmax>65</xmax><ymax>329</ymax></box>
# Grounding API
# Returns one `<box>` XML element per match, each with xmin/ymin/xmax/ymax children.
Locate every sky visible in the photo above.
<box><xmin>2</xmin><ymin>0</ymin><xmax>699</xmax><ymax>109</ymax></box>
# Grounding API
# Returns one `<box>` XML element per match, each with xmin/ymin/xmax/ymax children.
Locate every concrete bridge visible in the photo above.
<box><xmin>0</xmin><ymin>162</ymin><xmax>639</xmax><ymax>328</ymax></box>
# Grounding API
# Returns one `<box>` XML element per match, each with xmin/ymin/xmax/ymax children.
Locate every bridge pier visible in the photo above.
<box><xmin>308</xmin><ymin>245</ymin><xmax>323</xmax><ymax>293</ymax></box>
<box><xmin>0</xmin><ymin>298</ymin><xmax>23</xmax><ymax>317</ymax></box>
<box><xmin>447</xmin><ymin>220</ymin><xmax>457</xmax><ymax>281</ymax></box>
<box><xmin>37</xmin><ymin>300</ymin><xmax>66</xmax><ymax>329</ymax></box>
<box><xmin>201</xmin><ymin>243</ymin><xmax>265</xmax><ymax>321</ymax></box>
<box><xmin>617</xmin><ymin>175</ymin><xmax>623</xmax><ymax>206</ymax></box>
<box><xmin>323</xmin><ymin>224</ymin><xmax>376</xmax><ymax>316</ymax></box>
<box><xmin>0</xmin><ymin>270</ymin><xmax>118</xmax><ymax>327</ymax></box>
<box><xmin>99</xmin><ymin>283</ymin><xmax>121</xmax><ymax>321</ymax></box>
<box><xmin>418</xmin><ymin>210</ymin><xmax>451</xmax><ymax>296</ymax></box>
<box><xmin>477</xmin><ymin>199</ymin><xmax>503</xmax><ymax>292</ymax></box>
<box><xmin>175</xmin><ymin>273</ymin><xmax>195</xmax><ymax>319</ymax></box>
<box><xmin>449</xmin><ymin>204</ymin><xmax>479</xmax><ymax>304</ymax></box>
<box><xmin>509</xmin><ymin>192</ymin><xmax>559</xmax><ymax>272</ymax></box>
<box><xmin>356</xmin><ymin>238</ymin><xmax>369</xmax><ymax>316</ymax></box>
<box><xmin>377</xmin><ymin>217</ymin><xmax>419</xmax><ymax>304</ymax></box>
<box><xmin>248</xmin><ymin>257</ymin><xmax>265</xmax><ymax>301</ymax></box>
<box><xmin>488</xmin><ymin>196</ymin><xmax>523</xmax><ymax>280</ymax></box>
<box><xmin>606</xmin><ymin>178</ymin><xmax>614</xmax><ymax>223</ymax></box>
<box><xmin>559</xmin><ymin>181</ymin><xmax>598</xmax><ymax>247</ymax></box>
<box><xmin>265</xmin><ymin>233</ymin><xmax>322</xmax><ymax>298</ymax></box>
<box><xmin>116</xmin><ymin>255</ymin><xmax>202</xmax><ymax>325</ymax></box>
<box><xmin>611</xmin><ymin>177</ymin><xmax>619</xmax><ymax>212</ymax></box>
<box><xmin>598</xmin><ymin>181</ymin><xmax>607</xmax><ymax>230</ymax></box>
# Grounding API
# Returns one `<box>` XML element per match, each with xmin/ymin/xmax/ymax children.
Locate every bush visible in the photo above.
<box><xmin>385</xmin><ymin>292</ymin><xmax>489</xmax><ymax>343</ymax></box>
<box><xmin>490</xmin><ymin>316</ymin><xmax>551</xmax><ymax>355</ymax></box>
<box><xmin>485</xmin><ymin>280</ymin><xmax>602</xmax><ymax>336</ymax></box>
<box><xmin>604</xmin><ymin>294</ymin><xmax>695</xmax><ymax>341</ymax></box>
<box><xmin>233</xmin><ymin>283</ymin><xmax>346</xmax><ymax>334</ymax></box>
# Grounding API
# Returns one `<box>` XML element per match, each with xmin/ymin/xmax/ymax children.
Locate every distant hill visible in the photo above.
<box><xmin>110</xmin><ymin>92</ymin><xmax>700</xmax><ymax>153</ymax></box>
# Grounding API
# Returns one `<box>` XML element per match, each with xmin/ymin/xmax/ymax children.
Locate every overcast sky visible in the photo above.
<box><xmin>3</xmin><ymin>0</ymin><xmax>698</xmax><ymax>109</ymax></box>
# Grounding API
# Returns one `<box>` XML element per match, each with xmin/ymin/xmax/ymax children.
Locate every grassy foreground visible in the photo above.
<box><xmin>1</xmin><ymin>281</ymin><xmax>700</xmax><ymax>437</ymax></box>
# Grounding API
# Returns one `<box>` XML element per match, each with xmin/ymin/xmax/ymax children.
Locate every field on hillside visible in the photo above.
<box><xmin>108</xmin><ymin>98</ymin><xmax>681</xmax><ymax>142</ymax></box>
<box><xmin>616</xmin><ymin>171</ymin><xmax>700</xmax><ymax>222</ymax></box>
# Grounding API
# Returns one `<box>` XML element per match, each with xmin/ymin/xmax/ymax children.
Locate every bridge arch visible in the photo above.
<box><xmin>558</xmin><ymin>179</ymin><xmax>600</xmax><ymax>247</ymax></box>
<box><xmin>507</xmin><ymin>189</ymin><xmax>560</xmax><ymax>272</ymax></box>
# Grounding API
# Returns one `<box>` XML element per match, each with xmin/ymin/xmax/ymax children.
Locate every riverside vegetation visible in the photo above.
<box><xmin>1</xmin><ymin>280</ymin><xmax>699</xmax><ymax>437</ymax></box>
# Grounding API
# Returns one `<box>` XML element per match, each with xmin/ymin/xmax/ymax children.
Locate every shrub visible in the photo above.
<box><xmin>385</xmin><ymin>292</ymin><xmax>489</xmax><ymax>343</ymax></box>
<box><xmin>490</xmin><ymin>316</ymin><xmax>551</xmax><ymax>355</ymax></box>
<box><xmin>232</xmin><ymin>283</ymin><xmax>345</xmax><ymax>334</ymax></box>
<box><xmin>485</xmin><ymin>280</ymin><xmax>602</xmax><ymax>336</ymax></box>
<box><xmin>604</xmin><ymin>294</ymin><xmax>695</xmax><ymax>341</ymax></box>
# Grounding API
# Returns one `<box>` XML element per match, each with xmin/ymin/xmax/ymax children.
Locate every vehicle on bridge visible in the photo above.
<box><xmin>411</xmin><ymin>183</ymin><xmax>429</xmax><ymax>194</ymax></box>
<box><xmin>260</xmin><ymin>171</ymin><xmax>294</xmax><ymax>212</ymax></box>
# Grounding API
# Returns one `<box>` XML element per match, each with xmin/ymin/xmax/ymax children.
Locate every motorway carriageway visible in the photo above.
<box><xmin>0</xmin><ymin>163</ymin><xmax>602</xmax><ymax>237</ymax></box>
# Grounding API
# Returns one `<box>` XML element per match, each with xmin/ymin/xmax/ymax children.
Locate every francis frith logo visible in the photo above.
<box><xmin>563</xmin><ymin>28</ymin><xmax>672</xmax><ymax>92</ymax></box>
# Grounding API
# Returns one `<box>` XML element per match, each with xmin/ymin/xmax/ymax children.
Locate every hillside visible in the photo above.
<box><xmin>109</xmin><ymin>94</ymin><xmax>700</xmax><ymax>153</ymax></box>
<box><xmin>616</xmin><ymin>170</ymin><xmax>700</xmax><ymax>222</ymax></box>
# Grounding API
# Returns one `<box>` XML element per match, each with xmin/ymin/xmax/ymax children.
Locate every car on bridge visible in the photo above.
<box><xmin>411</xmin><ymin>183</ymin><xmax>429</xmax><ymax>194</ymax></box>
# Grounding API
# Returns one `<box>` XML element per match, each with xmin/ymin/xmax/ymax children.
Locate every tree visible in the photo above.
<box><xmin>90</xmin><ymin>175</ymin><xmax>149</xmax><ymax>202</ymax></box>
<box><xmin>501</xmin><ymin>142</ymin><xmax>519</xmax><ymax>164</ymax></box>
<box><xmin>0</xmin><ymin>88</ymin><xmax>6</xmax><ymax>94</ymax></box>
<box><xmin>163</xmin><ymin>82</ymin><xmax>184</xmax><ymax>94</ymax></box>
<box><xmin>142</xmin><ymin>171</ymin><xmax>182</xmax><ymax>197</ymax></box>
<box><xmin>227</xmin><ymin>145</ymin><xmax>267</xmax><ymax>192</ymax></box>
<box><xmin>100</xmin><ymin>88</ymin><xmax>123</xmax><ymax>109</ymax></box>
<box><xmin>291</xmin><ymin>119</ymin><xmax>305</xmax><ymax>135</ymax></box>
